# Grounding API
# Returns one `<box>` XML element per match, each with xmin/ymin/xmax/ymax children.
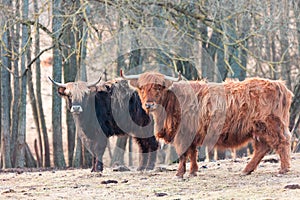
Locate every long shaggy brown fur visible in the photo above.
<box><xmin>131</xmin><ymin>72</ymin><xmax>293</xmax><ymax>178</ymax></box>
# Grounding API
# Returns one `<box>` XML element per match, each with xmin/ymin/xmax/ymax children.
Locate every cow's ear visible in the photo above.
<box><xmin>129</xmin><ymin>79</ymin><xmax>139</xmax><ymax>89</ymax></box>
<box><xmin>164</xmin><ymin>80</ymin><xmax>173</xmax><ymax>88</ymax></box>
<box><xmin>89</xmin><ymin>86</ymin><xmax>97</xmax><ymax>93</ymax></box>
<box><xmin>58</xmin><ymin>87</ymin><xmax>66</xmax><ymax>96</ymax></box>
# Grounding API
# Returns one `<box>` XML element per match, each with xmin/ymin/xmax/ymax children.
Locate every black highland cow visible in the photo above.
<box><xmin>49</xmin><ymin>77</ymin><xmax>158</xmax><ymax>172</ymax></box>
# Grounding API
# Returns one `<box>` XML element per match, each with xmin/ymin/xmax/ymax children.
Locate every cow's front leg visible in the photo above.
<box><xmin>91</xmin><ymin>145</ymin><xmax>106</xmax><ymax>172</ymax></box>
<box><xmin>91</xmin><ymin>157</ymin><xmax>97</xmax><ymax>172</ymax></box>
<box><xmin>176</xmin><ymin>153</ymin><xmax>187</xmax><ymax>178</ymax></box>
<box><xmin>145</xmin><ymin>136</ymin><xmax>159</xmax><ymax>170</ymax></box>
<box><xmin>95</xmin><ymin>159</ymin><xmax>103</xmax><ymax>172</ymax></box>
<box><xmin>134</xmin><ymin>137</ymin><xmax>148</xmax><ymax>171</ymax></box>
<box><xmin>91</xmin><ymin>157</ymin><xmax>103</xmax><ymax>172</ymax></box>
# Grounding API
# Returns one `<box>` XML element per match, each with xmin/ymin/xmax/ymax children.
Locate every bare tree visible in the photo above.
<box><xmin>33</xmin><ymin>0</ymin><xmax>50</xmax><ymax>167</ymax></box>
<box><xmin>15</xmin><ymin>0</ymin><xmax>29</xmax><ymax>168</ymax></box>
<box><xmin>52</xmin><ymin>0</ymin><xmax>66</xmax><ymax>168</ymax></box>
<box><xmin>10</xmin><ymin>0</ymin><xmax>21</xmax><ymax>167</ymax></box>
<box><xmin>1</xmin><ymin>0</ymin><xmax>12</xmax><ymax>168</ymax></box>
<box><xmin>62</xmin><ymin>0</ymin><xmax>79</xmax><ymax>167</ymax></box>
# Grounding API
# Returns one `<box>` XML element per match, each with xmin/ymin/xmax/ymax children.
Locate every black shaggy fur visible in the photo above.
<box><xmin>94</xmin><ymin>80</ymin><xmax>158</xmax><ymax>171</ymax></box>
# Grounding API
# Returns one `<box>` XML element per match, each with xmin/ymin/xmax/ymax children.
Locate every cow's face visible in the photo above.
<box><xmin>121</xmin><ymin>71</ymin><xmax>181</xmax><ymax>113</ymax></box>
<box><xmin>135</xmin><ymin>83</ymin><xmax>168</xmax><ymax>112</ymax></box>
<box><xmin>49</xmin><ymin>77</ymin><xmax>101</xmax><ymax>114</ymax></box>
<box><xmin>58</xmin><ymin>82</ymin><xmax>92</xmax><ymax>114</ymax></box>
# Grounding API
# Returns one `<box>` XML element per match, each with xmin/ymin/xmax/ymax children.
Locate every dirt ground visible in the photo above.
<box><xmin>0</xmin><ymin>153</ymin><xmax>300</xmax><ymax>200</ymax></box>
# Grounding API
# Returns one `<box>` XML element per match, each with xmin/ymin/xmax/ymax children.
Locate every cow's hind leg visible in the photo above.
<box><xmin>275</xmin><ymin>127</ymin><xmax>291</xmax><ymax>174</ymax></box>
<box><xmin>265</xmin><ymin>116</ymin><xmax>291</xmax><ymax>174</ymax></box>
<box><xmin>242</xmin><ymin>140</ymin><xmax>270</xmax><ymax>175</ymax></box>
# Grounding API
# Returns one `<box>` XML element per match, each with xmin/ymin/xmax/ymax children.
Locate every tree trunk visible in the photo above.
<box><xmin>290</xmin><ymin>2</ymin><xmax>300</xmax><ymax>152</ymax></box>
<box><xmin>25</xmin><ymin>142</ymin><xmax>36</xmax><ymax>168</ymax></box>
<box><xmin>15</xmin><ymin>0</ymin><xmax>29</xmax><ymax>168</ymax></box>
<box><xmin>33</xmin><ymin>0</ymin><xmax>50</xmax><ymax>167</ymax></box>
<box><xmin>222</xmin><ymin>10</ymin><xmax>240</xmax><ymax>80</ymax></box>
<box><xmin>0</xmin><ymin>41</ymin><xmax>1</xmax><ymax>168</ymax></box>
<box><xmin>290</xmin><ymin>75</ymin><xmax>300</xmax><ymax>136</ymax></box>
<box><xmin>62</xmin><ymin>2</ymin><xmax>78</xmax><ymax>167</ymax></box>
<box><xmin>200</xmin><ymin>24</ymin><xmax>214</xmax><ymax>81</ymax></box>
<box><xmin>295</xmin><ymin>1</ymin><xmax>300</xmax><ymax>58</ymax></box>
<box><xmin>279</xmin><ymin>1</ymin><xmax>291</xmax><ymax>90</ymax></box>
<box><xmin>10</xmin><ymin>0</ymin><xmax>21</xmax><ymax>167</ymax></box>
<box><xmin>1</xmin><ymin>0</ymin><xmax>12</xmax><ymax>168</ymax></box>
<box><xmin>27</xmin><ymin>63</ymin><xmax>42</xmax><ymax>167</ymax></box>
<box><xmin>52</xmin><ymin>0</ymin><xmax>66</xmax><ymax>168</ymax></box>
<box><xmin>79</xmin><ymin>5</ymin><xmax>93</xmax><ymax>167</ymax></box>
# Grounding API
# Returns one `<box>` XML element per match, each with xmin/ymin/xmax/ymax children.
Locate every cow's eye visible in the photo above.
<box><xmin>154</xmin><ymin>86</ymin><xmax>162</xmax><ymax>91</ymax></box>
<box><xmin>68</xmin><ymin>96</ymin><xmax>72</xmax><ymax>102</ymax></box>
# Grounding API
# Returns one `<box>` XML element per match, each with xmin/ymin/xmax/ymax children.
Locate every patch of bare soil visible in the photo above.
<box><xmin>0</xmin><ymin>153</ymin><xmax>299</xmax><ymax>200</ymax></box>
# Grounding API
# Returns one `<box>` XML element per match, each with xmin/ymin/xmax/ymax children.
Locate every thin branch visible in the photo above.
<box><xmin>0</xmin><ymin>45</ymin><xmax>55</xmax><ymax>78</ymax></box>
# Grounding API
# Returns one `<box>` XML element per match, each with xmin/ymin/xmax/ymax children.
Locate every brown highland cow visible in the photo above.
<box><xmin>121</xmin><ymin>70</ymin><xmax>293</xmax><ymax>178</ymax></box>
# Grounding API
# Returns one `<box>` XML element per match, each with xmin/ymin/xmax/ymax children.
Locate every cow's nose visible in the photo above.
<box><xmin>71</xmin><ymin>105</ymin><xmax>83</xmax><ymax>113</ymax></box>
<box><xmin>145</xmin><ymin>102</ymin><xmax>155</xmax><ymax>109</ymax></box>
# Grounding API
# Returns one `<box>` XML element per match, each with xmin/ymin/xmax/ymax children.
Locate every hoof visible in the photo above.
<box><xmin>173</xmin><ymin>175</ymin><xmax>184</xmax><ymax>180</ymax></box>
<box><xmin>174</xmin><ymin>172</ymin><xmax>184</xmax><ymax>179</ymax></box>
<box><xmin>95</xmin><ymin>162</ymin><xmax>103</xmax><ymax>172</ymax></box>
<box><xmin>279</xmin><ymin>168</ymin><xmax>289</xmax><ymax>174</ymax></box>
<box><xmin>91</xmin><ymin>167</ymin><xmax>103</xmax><ymax>173</ymax></box>
<box><xmin>137</xmin><ymin>166</ymin><xmax>146</xmax><ymax>171</ymax></box>
<box><xmin>241</xmin><ymin>170</ymin><xmax>252</xmax><ymax>176</ymax></box>
<box><xmin>188</xmin><ymin>172</ymin><xmax>197</xmax><ymax>177</ymax></box>
<box><xmin>112</xmin><ymin>165</ymin><xmax>130</xmax><ymax>172</ymax></box>
<box><xmin>145</xmin><ymin>165</ymin><xmax>155</xmax><ymax>171</ymax></box>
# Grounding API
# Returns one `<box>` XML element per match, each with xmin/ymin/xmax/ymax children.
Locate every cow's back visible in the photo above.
<box><xmin>95</xmin><ymin>80</ymin><xmax>153</xmax><ymax>138</ymax></box>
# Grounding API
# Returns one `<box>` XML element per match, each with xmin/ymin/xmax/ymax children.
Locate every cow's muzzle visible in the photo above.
<box><xmin>145</xmin><ymin>102</ymin><xmax>156</xmax><ymax>111</ymax></box>
<box><xmin>70</xmin><ymin>105</ymin><xmax>83</xmax><ymax>113</ymax></box>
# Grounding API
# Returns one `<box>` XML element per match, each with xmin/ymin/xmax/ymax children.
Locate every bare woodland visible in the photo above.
<box><xmin>1</xmin><ymin>0</ymin><xmax>300</xmax><ymax>170</ymax></box>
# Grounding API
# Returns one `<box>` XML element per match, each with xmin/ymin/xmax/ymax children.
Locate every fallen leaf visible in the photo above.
<box><xmin>101</xmin><ymin>180</ymin><xmax>118</xmax><ymax>184</ymax></box>
<box><xmin>2</xmin><ymin>189</ymin><xmax>15</xmax><ymax>194</ymax></box>
<box><xmin>284</xmin><ymin>184</ymin><xmax>300</xmax><ymax>190</ymax></box>
<box><xmin>155</xmin><ymin>192</ymin><xmax>168</xmax><ymax>197</ymax></box>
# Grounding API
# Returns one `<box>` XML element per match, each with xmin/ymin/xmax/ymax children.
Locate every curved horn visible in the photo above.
<box><xmin>120</xmin><ymin>69</ymin><xmax>141</xmax><ymax>80</ymax></box>
<box><xmin>48</xmin><ymin>76</ymin><xmax>67</xmax><ymax>88</ymax></box>
<box><xmin>164</xmin><ymin>71</ymin><xmax>182</xmax><ymax>82</ymax></box>
<box><xmin>87</xmin><ymin>75</ymin><xmax>102</xmax><ymax>87</ymax></box>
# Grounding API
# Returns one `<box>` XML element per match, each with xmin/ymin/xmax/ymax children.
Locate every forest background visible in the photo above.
<box><xmin>1</xmin><ymin>0</ymin><xmax>300</xmax><ymax>170</ymax></box>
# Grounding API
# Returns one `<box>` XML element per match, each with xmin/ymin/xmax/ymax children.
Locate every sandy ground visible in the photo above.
<box><xmin>0</xmin><ymin>153</ymin><xmax>300</xmax><ymax>200</ymax></box>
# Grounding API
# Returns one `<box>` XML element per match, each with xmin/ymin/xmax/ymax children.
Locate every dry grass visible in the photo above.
<box><xmin>0</xmin><ymin>153</ymin><xmax>300</xmax><ymax>200</ymax></box>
